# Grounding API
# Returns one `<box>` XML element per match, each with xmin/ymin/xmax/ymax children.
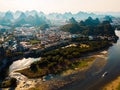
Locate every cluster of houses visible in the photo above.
<box><xmin>14</xmin><ymin>26</ymin><xmax>72</xmax><ymax>49</ymax></box>
<box><xmin>0</xmin><ymin>26</ymin><xmax>72</xmax><ymax>52</ymax></box>
<box><xmin>37</xmin><ymin>29</ymin><xmax>71</xmax><ymax>46</ymax></box>
<box><xmin>0</xmin><ymin>25</ymin><xmax>117</xmax><ymax>54</ymax></box>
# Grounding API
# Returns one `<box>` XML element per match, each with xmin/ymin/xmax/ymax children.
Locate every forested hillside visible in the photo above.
<box><xmin>61</xmin><ymin>17</ymin><xmax>115</xmax><ymax>36</ymax></box>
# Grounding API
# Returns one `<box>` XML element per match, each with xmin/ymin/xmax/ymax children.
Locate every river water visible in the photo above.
<box><xmin>7</xmin><ymin>30</ymin><xmax>120</xmax><ymax>90</ymax></box>
<box><xmin>59</xmin><ymin>30</ymin><xmax>120</xmax><ymax>90</ymax></box>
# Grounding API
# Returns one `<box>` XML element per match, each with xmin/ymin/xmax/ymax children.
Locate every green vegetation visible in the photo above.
<box><xmin>5</xmin><ymin>50</ymin><xmax>23</xmax><ymax>58</ymax></box>
<box><xmin>18</xmin><ymin>40</ymin><xmax>111</xmax><ymax>78</ymax></box>
<box><xmin>78</xmin><ymin>58</ymin><xmax>95</xmax><ymax>68</ymax></box>
<box><xmin>61</xmin><ymin>17</ymin><xmax>115</xmax><ymax>36</ymax></box>
<box><xmin>0</xmin><ymin>78</ymin><xmax>17</xmax><ymax>88</ymax></box>
<box><xmin>29</xmin><ymin>40</ymin><xmax>40</xmax><ymax>45</ymax></box>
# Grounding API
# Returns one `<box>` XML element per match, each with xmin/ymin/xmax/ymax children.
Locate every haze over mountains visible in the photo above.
<box><xmin>0</xmin><ymin>10</ymin><xmax>119</xmax><ymax>26</ymax></box>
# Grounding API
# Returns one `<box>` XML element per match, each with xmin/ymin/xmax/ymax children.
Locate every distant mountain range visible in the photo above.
<box><xmin>61</xmin><ymin>17</ymin><xmax>116</xmax><ymax>36</ymax></box>
<box><xmin>0</xmin><ymin>11</ymin><xmax>49</xmax><ymax>26</ymax></box>
<box><xmin>0</xmin><ymin>10</ymin><xmax>119</xmax><ymax>26</ymax></box>
<box><xmin>95</xmin><ymin>12</ymin><xmax>120</xmax><ymax>17</ymax></box>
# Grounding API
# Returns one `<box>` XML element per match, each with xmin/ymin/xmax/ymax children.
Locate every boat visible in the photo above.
<box><xmin>102</xmin><ymin>72</ymin><xmax>108</xmax><ymax>78</ymax></box>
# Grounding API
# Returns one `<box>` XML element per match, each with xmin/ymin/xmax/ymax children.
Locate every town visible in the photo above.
<box><xmin>0</xmin><ymin>25</ymin><xmax>117</xmax><ymax>56</ymax></box>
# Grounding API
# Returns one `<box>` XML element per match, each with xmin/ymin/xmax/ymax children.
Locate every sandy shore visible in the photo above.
<box><xmin>102</xmin><ymin>76</ymin><xmax>120</xmax><ymax>90</ymax></box>
<box><xmin>9</xmin><ymin>57</ymin><xmax>40</xmax><ymax>73</ymax></box>
<box><xmin>8</xmin><ymin>50</ymin><xmax>108</xmax><ymax>90</ymax></box>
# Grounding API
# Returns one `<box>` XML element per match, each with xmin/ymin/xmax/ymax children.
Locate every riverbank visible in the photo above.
<box><xmin>102</xmin><ymin>76</ymin><xmax>120</xmax><ymax>90</ymax></box>
<box><xmin>29</xmin><ymin>50</ymin><xmax>108</xmax><ymax>90</ymax></box>
<box><xmin>18</xmin><ymin>40</ymin><xmax>112</xmax><ymax>79</ymax></box>
<box><xmin>101</xmin><ymin>31</ymin><xmax>120</xmax><ymax>90</ymax></box>
<box><xmin>1</xmin><ymin>39</ymin><xmax>117</xmax><ymax>89</ymax></box>
<box><xmin>0</xmin><ymin>37</ymin><xmax>117</xmax><ymax>80</ymax></box>
<box><xmin>8</xmin><ymin>50</ymin><xmax>108</xmax><ymax>90</ymax></box>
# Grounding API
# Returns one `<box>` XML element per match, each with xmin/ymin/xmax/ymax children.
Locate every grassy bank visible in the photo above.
<box><xmin>17</xmin><ymin>41</ymin><xmax>111</xmax><ymax>78</ymax></box>
<box><xmin>18</xmin><ymin>57</ymin><xmax>95</xmax><ymax>78</ymax></box>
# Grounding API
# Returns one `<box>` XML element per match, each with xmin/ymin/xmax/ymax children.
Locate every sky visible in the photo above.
<box><xmin>0</xmin><ymin>0</ymin><xmax>120</xmax><ymax>14</ymax></box>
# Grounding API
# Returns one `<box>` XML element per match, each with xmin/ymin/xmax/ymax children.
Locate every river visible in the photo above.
<box><xmin>6</xmin><ymin>30</ymin><xmax>120</xmax><ymax>90</ymax></box>
<box><xmin>58</xmin><ymin>30</ymin><xmax>120</xmax><ymax>90</ymax></box>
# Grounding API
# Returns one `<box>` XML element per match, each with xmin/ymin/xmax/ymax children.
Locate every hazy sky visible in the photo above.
<box><xmin>0</xmin><ymin>0</ymin><xmax>120</xmax><ymax>13</ymax></box>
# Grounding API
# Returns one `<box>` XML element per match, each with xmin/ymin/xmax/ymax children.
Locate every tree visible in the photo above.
<box><xmin>30</xmin><ymin>63</ymin><xmax>38</xmax><ymax>72</ymax></box>
<box><xmin>0</xmin><ymin>46</ymin><xmax>5</xmax><ymax>56</ymax></box>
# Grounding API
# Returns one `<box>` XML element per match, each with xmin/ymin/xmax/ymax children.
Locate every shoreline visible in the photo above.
<box><xmin>0</xmin><ymin>39</ymin><xmax>116</xmax><ymax>80</ymax></box>
<box><xmin>102</xmin><ymin>76</ymin><xmax>120</xmax><ymax>90</ymax></box>
<box><xmin>8</xmin><ymin>50</ymin><xmax>108</xmax><ymax>90</ymax></box>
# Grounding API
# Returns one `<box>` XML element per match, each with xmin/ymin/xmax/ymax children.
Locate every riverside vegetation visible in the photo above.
<box><xmin>17</xmin><ymin>17</ymin><xmax>118</xmax><ymax>78</ymax></box>
<box><xmin>0</xmin><ymin>17</ymin><xmax>118</xmax><ymax>89</ymax></box>
<box><xmin>61</xmin><ymin>17</ymin><xmax>116</xmax><ymax>36</ymax></box>
<box><xmin>18</xmin><ymin>40</ymin><xmax>112</xmax><ymax>78</ymax></box>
